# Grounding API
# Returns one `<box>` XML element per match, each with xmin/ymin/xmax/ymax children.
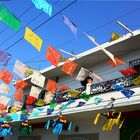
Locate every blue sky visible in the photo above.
<box><xmin>0</xmin><ymin>0</ymin><xmax>140</xmax><ymax>103</ymax></box>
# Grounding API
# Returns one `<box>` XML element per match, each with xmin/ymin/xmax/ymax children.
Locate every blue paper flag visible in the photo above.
<box><xmin>10</xmin><ymin>114</ymin><xmax>20</xmax><ymax>121</ymax></box>
<box><xmin>112</xmin><ymin>84</ymin><xmax>124</xmax><ymax>91</ymax></box>
<box><xmin>32</xmin><ymin>0</ymin><xmax>52</xmax><ymax>16</ymax></box>
<box><xmin>66</xmin><ymin>99</ymin><xmax>75</xmax><ymax>106</ymax></box>
<box><xmin>0</xmin><ymin>118</ymin><xmax>5</xmax><ymax>123</ymax></box>
<box><xmin>47</xmin><ymin>108</ymin><xmax>54</xmax><ymax>115</ymax></box>
<box><xmin>121</xmin><ymin>89</ymin><xmax>135</xmax><ymax>98</ymax></box>
<box><xmin>76</xmin><ymin>101</ymin><xmax>86</xmax><ymax>107</ymax></box>
<box><xmin>36</xmin><ymin>107</ymin><xmax>44</xmax><ymax>112</ymax></box>
<box><xmin>20</xmin><ymin>114</ymin><xmax>27</xmax><ymax>121</ymax></box>
<box><xmin>94</xmin><ymin>97</ymin><xmax>103</xmax><ymax>105</ymax></box>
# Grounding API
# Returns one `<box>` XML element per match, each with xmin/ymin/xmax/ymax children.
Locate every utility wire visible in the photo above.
<box><xmin>4</xmin><ymin>0</ymin><xmax>78</xmax><ymax>51</ymax></box>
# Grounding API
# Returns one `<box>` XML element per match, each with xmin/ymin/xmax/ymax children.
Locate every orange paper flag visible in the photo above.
<box><xmin>14</xmin><ymin>89</ymin><xmax>24</xmax><ymax>101</ymax></box>
<box><xmin>107</xmin><ymin>57</ymin><xmax>125</xmax><ymax>67</ymax></box>
<box><xmin>15</xmin><ymin>79</ymin><xmax>28</xmax><ymax>90</ymax></box>
<box><xmin>46</xmin><ymin>79</ymin><xmax>58</xmax><ymax>93</ymax></box>
<box><xmin>46</xmin><ymin>45</ymin><xmax>62</xmax><ymax>67</ymax></box>
<box><xmin>61</xmin><ymin>60</ymin><xmax>78</xmax><ymax>76</ymax></box>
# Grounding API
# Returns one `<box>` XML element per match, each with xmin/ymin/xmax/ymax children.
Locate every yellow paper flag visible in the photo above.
<box><xmin>24</xmin><ymin>27</ymin><xmax>43</xmax><ymax>51</ymax></box>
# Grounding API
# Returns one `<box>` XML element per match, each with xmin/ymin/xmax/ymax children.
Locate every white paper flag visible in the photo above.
<box><xmin>31</xmin><ymin>71</ymin><xmax>45</xmax><ymax>88</ymax></box>
<box><xmin>13</xmin><ymin>60</ymin><xmax>27</xmax><ymax>78</ymax></box>
<box><xmin>29</xmin><ymin>86</ymin><xmax>41</xmax><ymax>99</ymax></box>
<box><xmin>0</xmin><ymin>96</ymin><xmax>10</xmax><ymax>106</ymax></box>
<box><xmin>0</xmin><ymin>83</ymin><xmax>11</xmax><ymax>94</ymax></box>
<box><xmin>76</xmin><ymin>67</ymin><xmax>90</xmax><ymax>81</ymax></box>
<box><xmin>44</xmin><ymin>92</ymin><xmax>54</xmax><ymax>104</ymax></box>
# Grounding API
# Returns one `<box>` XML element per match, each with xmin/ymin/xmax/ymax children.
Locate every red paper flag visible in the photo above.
<box><xmin>14</xmin><ymin>89</ymin><xmax>24</xmax><ymax>101</ymax></box>
<box><xmin>107</xmin><ymin>57</ymin><xmax>125</xmax><ymax>67</ymax></box>
<box><xmin>46</xmin><ymin>79</ymin><xmax>58</xmax><ymax>93</ymax></box>
<box><xmin>15</xmin><ymin>79</ymin><xmax>28</xmax><ymax>90</ymax></box>
<box><xmin>0</xmin><ymin>104</ymin><xmax>7</xmax><ymax>110</ymax></box>
<box><xmin>61</xmin><ymin>60</ymin><xmax>78</xmax><ymax>76</ymax></box>
<box><xmin>119</xmin><ymin>67</ymin><xmax>137</xmax><ymax>77</ymax></box>
<box><xmin>26</xmin><ymin>95</ymin><xmax>37</xmax><ymax>105</ymax></box>
<box><xmin>59</xmin><ymin>85</ymin><xmax>70</xmax><ymax>92</ymax></box>
<box><xmin>0</xmin><ymin>68</ymin><xmax>14</xmax><ymax>84</ymax></box>
<box><xmin>46</xmin><ymin>45</ymin><xmax>62</xmax><ymax>67</ymax></box>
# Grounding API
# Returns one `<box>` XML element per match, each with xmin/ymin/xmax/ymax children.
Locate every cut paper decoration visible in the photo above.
<box><xmin>61</xmin><ymin>60</ymin><xmax>78</xmax><ymax>76</ymax></box>
<box><xmin>26</xmin><ymin>95</ymin><xmax>37</xmax><ymax>105</ymax></box>
<box><xmin>76</xmin><ymin>101</ymin><xmax>85</xmax><ymax>107</ymax></box>
<box><xmin>46</xmin><ymin>45</ymin><xmax>62</xmax><ymax>67</ymax></box>
<box><xmin>93</xmin><ymin>109</ymin><xmax>124</xmax><ymax>131</ymax></box>
<box><xmin>35</xmin><ymin>99</ymin><xmax>45</xmax><ymax>107</ymax></box>
<box><xmin>107</xmin><ymin>57</ymin><xmax>125</xmax><ymax>67</ymax></box>
<box><xmin>14</xmin><ymin>89</ymin><xmax>24</xmax><ymax>101</ymax></box>
<box><xmin>46</xmin><ymin>79</ymin><xmax>58</xmax><ymax>93</ymax></box>
<box><xmin>50</xmin><ymin>101</ymin><xmax>57</xmax><ymax>109</ymax></box>
<box><xmin>80</xmin><ymin>92</ymin><xmax>91</xmax><ymax>101</ymax></box>
<box><xmin>76</xmin><ymin>67</ymin><xmax>90</xmax><ymax>81</ymax></box>
<box><xmin>58</xmin><ymin>85</ymin><xmax>70</xmax><ymax>92</ymax></box>
<box><xmin>8</xmin><ymin>106</ymin><xmax>19</xmax><ymax>113</ymax></box>
<box><xmin>24</xmin><ymin>27</ymin><xmax>43</xmax><ymax>51</ymax></box>
<box><xmin>0</xmin><ymin>5</ymin><xmax>21</xmax><ymax>31</ymax></box>
<box><xmin>44</xmin><ymin>92</ymin><xmax>54</xmax><ymax>104</ymax></box>
<box><xmin>0</xmin><ymin>83</ymin><xmax>11</xmax><ymax>94</ymax></box>
<box><xmin>61</xmin><ymin>14</ymin><xmax>77</xmax><ymax>35</ymax></box>
<box><xmin>119</xmin><ymin>67</ymin><xmax>137</xmax><ymax>77</ymax></box>
<box><xmin>47</xmin><ymin>108</ymin><xmax>54</xmax><ymax>115</ymax></box>
<box><xmin>31</xmin><ymin>71</ymin><xmax>45</xmax><ymax>88</ymax></box>
<box><xmin>84</xmin><ymin>33</ymin><xmax>116</xmax><ymax>64</ymax></box>
<box><xmin>26</xmin><ymin>105</ymin><xmax>34</xmax><ymax>113</ymax></box>
<box><xmin>36</xmin><ymin>107</ymin><xmax>44</xmax><ymax>112</ymax></box>
<box><xmin>45</xmin><ymin>113</ymin><xmax>72</xmax><ymax>135</ymax></box>
<box><xmin>94</xmin><ymin>97</ymin><xmax>103</xmax><ymax>105</ymax></box>
<box><xmin>0</xmin><ymin>96</ymin><xmax>10</xmax><ymax>106</ymax></box>
<box><xmin>29</xmin><ymin>86</ymin><xmax>41</xmax><ymax>99</ymax></box>
<box><xmin>109</xmin><ymin>32</ymin><xmax>122</xmax><ymax>42</ymax></box>
<box><xmin>0</xmin><ymin>48</ymin><xmax>11</xmax><ymax>66</ymax></box>
<box><xmin>19</xmin><ymin>120</ymin><xmax>32</xmax><ymax>136</ymax></box>
<box><xmin>121</xmin><ymin>89</ymin><xmax>135</xmax><ymax>98</ymax></box>
<box><xmin>0</xmin><ymin>68</ymin><xmax>14</xmax><ymax>84</ymax></box>
<box><xmin>32</xmin><ymin>0</ymin><xmax>52</xmax><ymax>16</ymax></box>
<box><xmin>13</xmin><ymin>60</ymin><xmax>27</xmax><ymax>78</ymax></box>
<box><xmin>76</xmin><ymin>67</ymin><xmax>102</xmax><ymax>81</ymax></box>
<box><xmin>13</xmin><ymin>101</ymin><xmax>23</xmax><ymax>110</ymax></box>
<box><xmin>132</xmin><ymin>76</ymin><xmax>140</xmax><ymax>85</ymax></box>
<box><xmin>68</xmin><ymin>90</ymin><xmax>80</xmax><ymax>97</ymax></box>
<box><xmin>0</xmin><ymin>104</ymin><xmax>7</xmax><ymax>110</ymax></box>
<box><xmin>11</xmin><ymin>113</ymin><xmax>20</xmax><ymax>121</ymax></box>
<box><xmin>0</xmin><ymin>122</ymin><xmax>12</xmax><ymax>136</ymax></box>
<box><xmin>25</xmin><ymin>66</ymin><xmax>34</xmax><ymax>77</ymax></box>
<box><xmin>30</xmin><ymin>110</ymin><xmax>40</xmax><ymax>117</ymax></box>
<box><xmin>112</xmin><ymin>84</ymin><xmax>124</xmax><ymax>91</ymax></box>
<box><xmin>15</xmin><ymin>79</ymin><xmax>28</xmax><ymax>90</ymax></box>
<box><xmin>60</xmin><ymin>100</ymin><xmax>75</xmax><ymax>111</ymax></box>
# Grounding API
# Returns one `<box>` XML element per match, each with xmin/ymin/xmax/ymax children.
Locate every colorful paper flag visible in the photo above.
<box><xmin>46</xmin><ymin>79</ymin><xmax>58</xmax><ymax>93</ymax></box>
<box><xmin>26</xmin><ymin>95</ymin><xmax>37</xmax><ymax>105</ymax></box>
<box><xmin>0</xmin><ymin>83</ymin><xmax>11</xmax><ymax>94</ymax></box>
<box><xmin>35</xmin><ymin>99</ymin><xmax>45</xmax><ymax>107</ymax></box>
<box><xmin>0</xmin><ymin>5</ymin><xmax>21</xmax><ymax>31</ymax></box>
<box><xmin>46</xmin><ymin>45</ymin><xmax>62</xmax><ymax>67</ymax></box>
<box><xmin>47</xmin><ymin>108</ymin><xmax>54</xmax><ymax>115</ymax></box>
<box><xmin>25</xmin><ymin>66</ymin><xmax>34</xmax><ymax>77</ymax></box>
<box><xmin>44</xmin><ymin>92</ymin><xmax>54</xmax><ymax>104</ymax></box>
<box><xmin>109</xmin><ymin>32</ymin><xmax>122</xmax><ymax>42</ymax></box>
<box><xmin>61</xmin><ymin>14</ymin><xmax>77</xmax><ymax>35</ymax></box>
<box><xmin>13</xmin><ymin>101</ymin><xmax>23</xmax><ymax>110</ymax></box>
<box><xmin>76</xmin><ymin>67</ymin><xmax>90</xmax><ymax>81</ymax></box>
<box><xmin>58</xmin><ymin>85</ymin><xmax>70</xmax><ymax>92</ymax></box>
<box><xmin>132</xmin><ymin>76</ymin><xmax>140</xmax><ymax>85</ymax></box>
<box><xmin>94</xmin><ymin>97</ymin><xmax>103</xmax><ymax>105</ymax></box>
<box><xmin>13</xmin><ymin>60</ymin><xmax>27</xmax><ymax>78</ymax></box>
<box><xmin>0</xmin><ymin>68</ymin><xmax>14</xmax><ymax>84</ymax></box>
<box><xmin>77</xmin><ymin>101</ymin><xmax>86</xmax><ymax>107</ymax></box>
<box><xmin>68</xmin><ymin>90</ymin><xmax>80</xmax><ymax>97</ymax></box>
<box><xmin>32</xmin><ymin>0</ymin><xmax>52</xmax><ymax>16</ymax></box>
<box><xmin>24</xmin><ymin>27</ymin><xmax>43</xmax><ymax>51</ymax></box>
<box><xmin>119</xmin><ymin>67</ymin><xmax>137</xmax><ymax>77</ymax></box>
<box><xmin>112</xmin><ymin>84</ymin><xmax>124</xmax><ymax>91</ymax></box>
<box><xmin>121</xmin><ymin>89</ymin><xmax>135</xmax><ymax>98</ymax></box>
<box><xmin>11</xmin><ymin>113</ymin><xmax>20</xmax><ymax>121</ymax></box>
<box><xmin>0</xmin><ymin>96</ymin><xmax>10</xmax><ymax>106</ymax></box>
<box><xmin>15</xmin><ymin>79</ymin><xmax>28</xmax><ymax>90</ymax></box>
<box><xmin>0</xmin><ymin>48</ymin><xmax>11</xmax><ymax>66</ymax></box>
<box><xmin>31</xmin><ymin>71</ymin><xmax>45</xmax><ymax>88</ymax></box>
<box><xmin>80</xmin><ymin>92</ymin><xmax>91</xmax><ymax>101</ymax></box>
<box><xmin>107</xmin><ymin>57</ymin><xmax>125</xmax><ymax>67</ymax></box>
<box><xmin>14</xmin><ymin>89</ymin><xmax>24</xmax><ymax>101</ymax></box>
<box><xmin>29</xmin><ymin>86</ymin><xmax>41</xmax><ymax>99</ymax></box>
<box><xmin>50</xmin><ymin>101</ymin><xmax>57</xmax><ymax>109</ymax></box>
<box><xmin>61</xmin><ymin>60</ymin><xmax>78</xmax><ymax>76</ymax></box>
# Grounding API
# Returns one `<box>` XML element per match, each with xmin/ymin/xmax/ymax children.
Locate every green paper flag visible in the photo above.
<box><xmin>80</xmin><ymin>92</ymin><xmax>91</xmax><ymax>101</ymax></box>
<box><xmin>50</xmin><ymin>101</ymin><xmax>57</xmax><ymax>109</ymax></box>
<box><xmin>0</xmin><ymin>5</ymin><xmax>21</xmax><ymax>31</ymax></box>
